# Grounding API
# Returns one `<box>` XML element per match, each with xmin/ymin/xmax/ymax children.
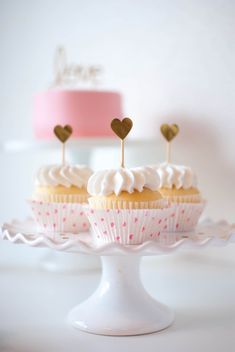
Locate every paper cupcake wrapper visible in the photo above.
<box><xmin>162</xmin><ymin>193</ymin><xmax>202</xmax><ymax>203</ymax></box>
<box><xmin>163</xmin><ymin>201</ymin><xmax>206</xmax><ymax>232</ymax></box>
<box><xmin>28</xmin><ymin>200</ymin><xmax>90</xmax><ymax>236</ymax></box>
<box><xmin>32</xmin><ymin>193</ymin><xmax>88</xmax><ymax>203</ymax></box>
<box><xmin>88</xmin><ymin>198</ymin><xmax>167</xmax><ymax>209</ymax></box>
<box><xmin>84</xmin><ymin>206</ymin><xmax>172</xmax><ymax>245</ymax></box>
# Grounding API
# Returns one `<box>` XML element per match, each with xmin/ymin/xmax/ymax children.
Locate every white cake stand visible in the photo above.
<box><xmin>1</xmin><ymin>218</ymin><xmax>235</xmax><ymax>336</ymax></box>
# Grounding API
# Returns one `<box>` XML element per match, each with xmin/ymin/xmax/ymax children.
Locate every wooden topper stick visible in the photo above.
<box><xmin>62</xmin><ymin>143</ymin><xmax>65</xmax><ymax>165</ymax></box>
<box><xmin>160</xmin><ymin>124</ymin><xmax>179</xmax><ymax>163</ymax></box>
<box><xmin>111</xmin><ymin>117</ymin><xmax>133</xmax><ymax>168</ymax></box>
<box><xmin>166</xmin><ymin>141</ymin><xmax>171</xmax><ymax>164</ymax></box>
<box><xmin>53</xmin><ymin>125</ymin><xmax>73</xmax><ymax>165</ymax></box>
<box><xmin>121</xmin><ymin>139</ymin><xmax>125</xmax><ymax>168</ymax></box>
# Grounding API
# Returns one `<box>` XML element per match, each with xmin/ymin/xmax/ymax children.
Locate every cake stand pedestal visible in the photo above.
<box><xmin>68</xmin><ymin>255</ymin><xmax>174</xmax><ymax>335</ymax></box>
<box><xmin>1</xmin><ymin>218</ymin><xmax>235</xmax><ymax>336</ymax></box>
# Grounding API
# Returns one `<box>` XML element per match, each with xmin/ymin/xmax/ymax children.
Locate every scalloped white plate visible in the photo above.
<box><xmin>1</xmin><ymin>218</ymin><xmax>235</xmax><ymax>256</ymax></box>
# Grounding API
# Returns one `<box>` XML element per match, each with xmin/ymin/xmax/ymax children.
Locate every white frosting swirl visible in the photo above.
<box><xmin>35</xmin><ymin>164</ymin><xmax>93</xmax><ymax>188</ymax></box>
<box><xmin>87</xmin><ymin>167</ymin><xmax>159</xmax><ymax>196</ymax></box>
<box><xmin>151</xmin><ymin>163</ymin><xmax>197</xmax><ymax>189</ymax></box>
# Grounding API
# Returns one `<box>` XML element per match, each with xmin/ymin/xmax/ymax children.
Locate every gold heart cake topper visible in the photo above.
<box><xmin>111</xmin><ymin>117</ymin><xmax>133</xmax><ymax>168</ymax></box>
<box><xmin>54</xmin><ymin>125</ymin><xmax>73</xmax><ymax>143</ymax></box>
<box><xmin>111</xmin><ymin>118</ymin><xmax>133</xmax><ymax>140</ymax></box>
<box><xmin>160</xmin><ymin>123</ymin><xmax>179</xmax><ymax>163</ymax></box>
<box><xmin>53</xmin><ymin>124</ymin><xmax>73</xmax><ymax>165</ymax></box>
<box><xmin>160</xmin><ymin>124</ymin><xmax>179</xmax><ymax>142</ymax></box>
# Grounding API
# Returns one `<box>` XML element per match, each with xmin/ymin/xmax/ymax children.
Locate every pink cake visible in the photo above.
<box><xmin>33</xmin><ymin>90</ymin><xmax>123</xmax><ymax>138</ymax></box>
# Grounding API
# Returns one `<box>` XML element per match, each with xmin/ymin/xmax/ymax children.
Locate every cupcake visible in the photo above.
<box><xmin>85</xmin><ymin>166</ymin><xmax>171</xmax><ymax>244</ymax></box>
<box><xmin>87</xmin><ymin>166</ymin><xmax>164</xmax><ymax>209</ymax></box>
<box><xmin>155</xmin><ymin>162</ymin><xmax>201</xmax><ymax>203</ymax></box>
<box><xmin>29</xmin><ymin>164</ymin><xmax>93</xmax><ymax>235</ymax></box>
<box><xmin>33</xmin><ymin>164</ymin><xmax>92</xmax><ymax>203</ymax></box>
<box><xmin>151</xmin><ymin>162</ymin><xmax>205</xmax><ymax>232</ymax></box>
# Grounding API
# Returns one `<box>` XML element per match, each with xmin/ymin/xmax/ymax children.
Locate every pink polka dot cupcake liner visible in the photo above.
<box><xmin>164</xmin><ymin>201</ymin><xmax>206</xmax><ymax>232</ymax></box>
<box><xmin>28</xmin><ymin>200</ymin><xmax>90</xmax><ymax>236</ymax></box>
<box><xmin>85</xmin><ymin>207</ymin><xmax>173</xmax><ymax>245</ymax></box>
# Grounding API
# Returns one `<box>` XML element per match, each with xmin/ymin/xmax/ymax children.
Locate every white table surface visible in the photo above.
<box><xmin>0</xmin><ymin>242</ymin><xmax>235</xmax><ymax>352</ymax></box>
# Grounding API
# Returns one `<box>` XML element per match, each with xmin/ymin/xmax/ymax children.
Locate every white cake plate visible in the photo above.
<box><xmin>1</xmin><ymin>218</ymin><xmax>235</xmax><ymax>336</ymax></box>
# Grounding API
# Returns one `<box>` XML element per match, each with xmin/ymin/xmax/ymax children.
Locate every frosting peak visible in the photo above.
<box><xmin>151</xmin><ymin>163</ymin><xmax>197</xmax><ymax>189</ymax></box>
<box><xmin>87</xmin><ymin>167</ymin><xmax>159</xmax><ymax>196</ymax></box>
<box><xmin>35</xmin><ymin>164</ymin><xmax>93</xmax><ymax>188</ymax></box>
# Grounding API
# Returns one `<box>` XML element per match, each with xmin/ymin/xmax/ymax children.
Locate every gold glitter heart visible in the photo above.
<box><xmin>160</xmin><ymin>124</ymin><xmax>179</xmax><ymax>142</ymax></box>
<box><xmin>111</xmin><ymin>118</ymin><xmax>133</xmax><ymax>140</ymax></box>
<box><xmin>54</xmin><ymin>125</ymin><xmax>73</xmax><ymax>143</ymax></box>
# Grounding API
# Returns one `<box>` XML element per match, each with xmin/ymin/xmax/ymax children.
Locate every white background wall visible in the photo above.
<box><xmin>0</xmin><ymin>0</ymin><xmax>235</xmax><ymax>222</ymax></box>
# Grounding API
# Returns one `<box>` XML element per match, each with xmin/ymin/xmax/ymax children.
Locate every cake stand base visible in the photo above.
<box><xmin>68</xmin><ymin>255</ymin><xmax>174</xmax><ymax>336</ymax></box>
